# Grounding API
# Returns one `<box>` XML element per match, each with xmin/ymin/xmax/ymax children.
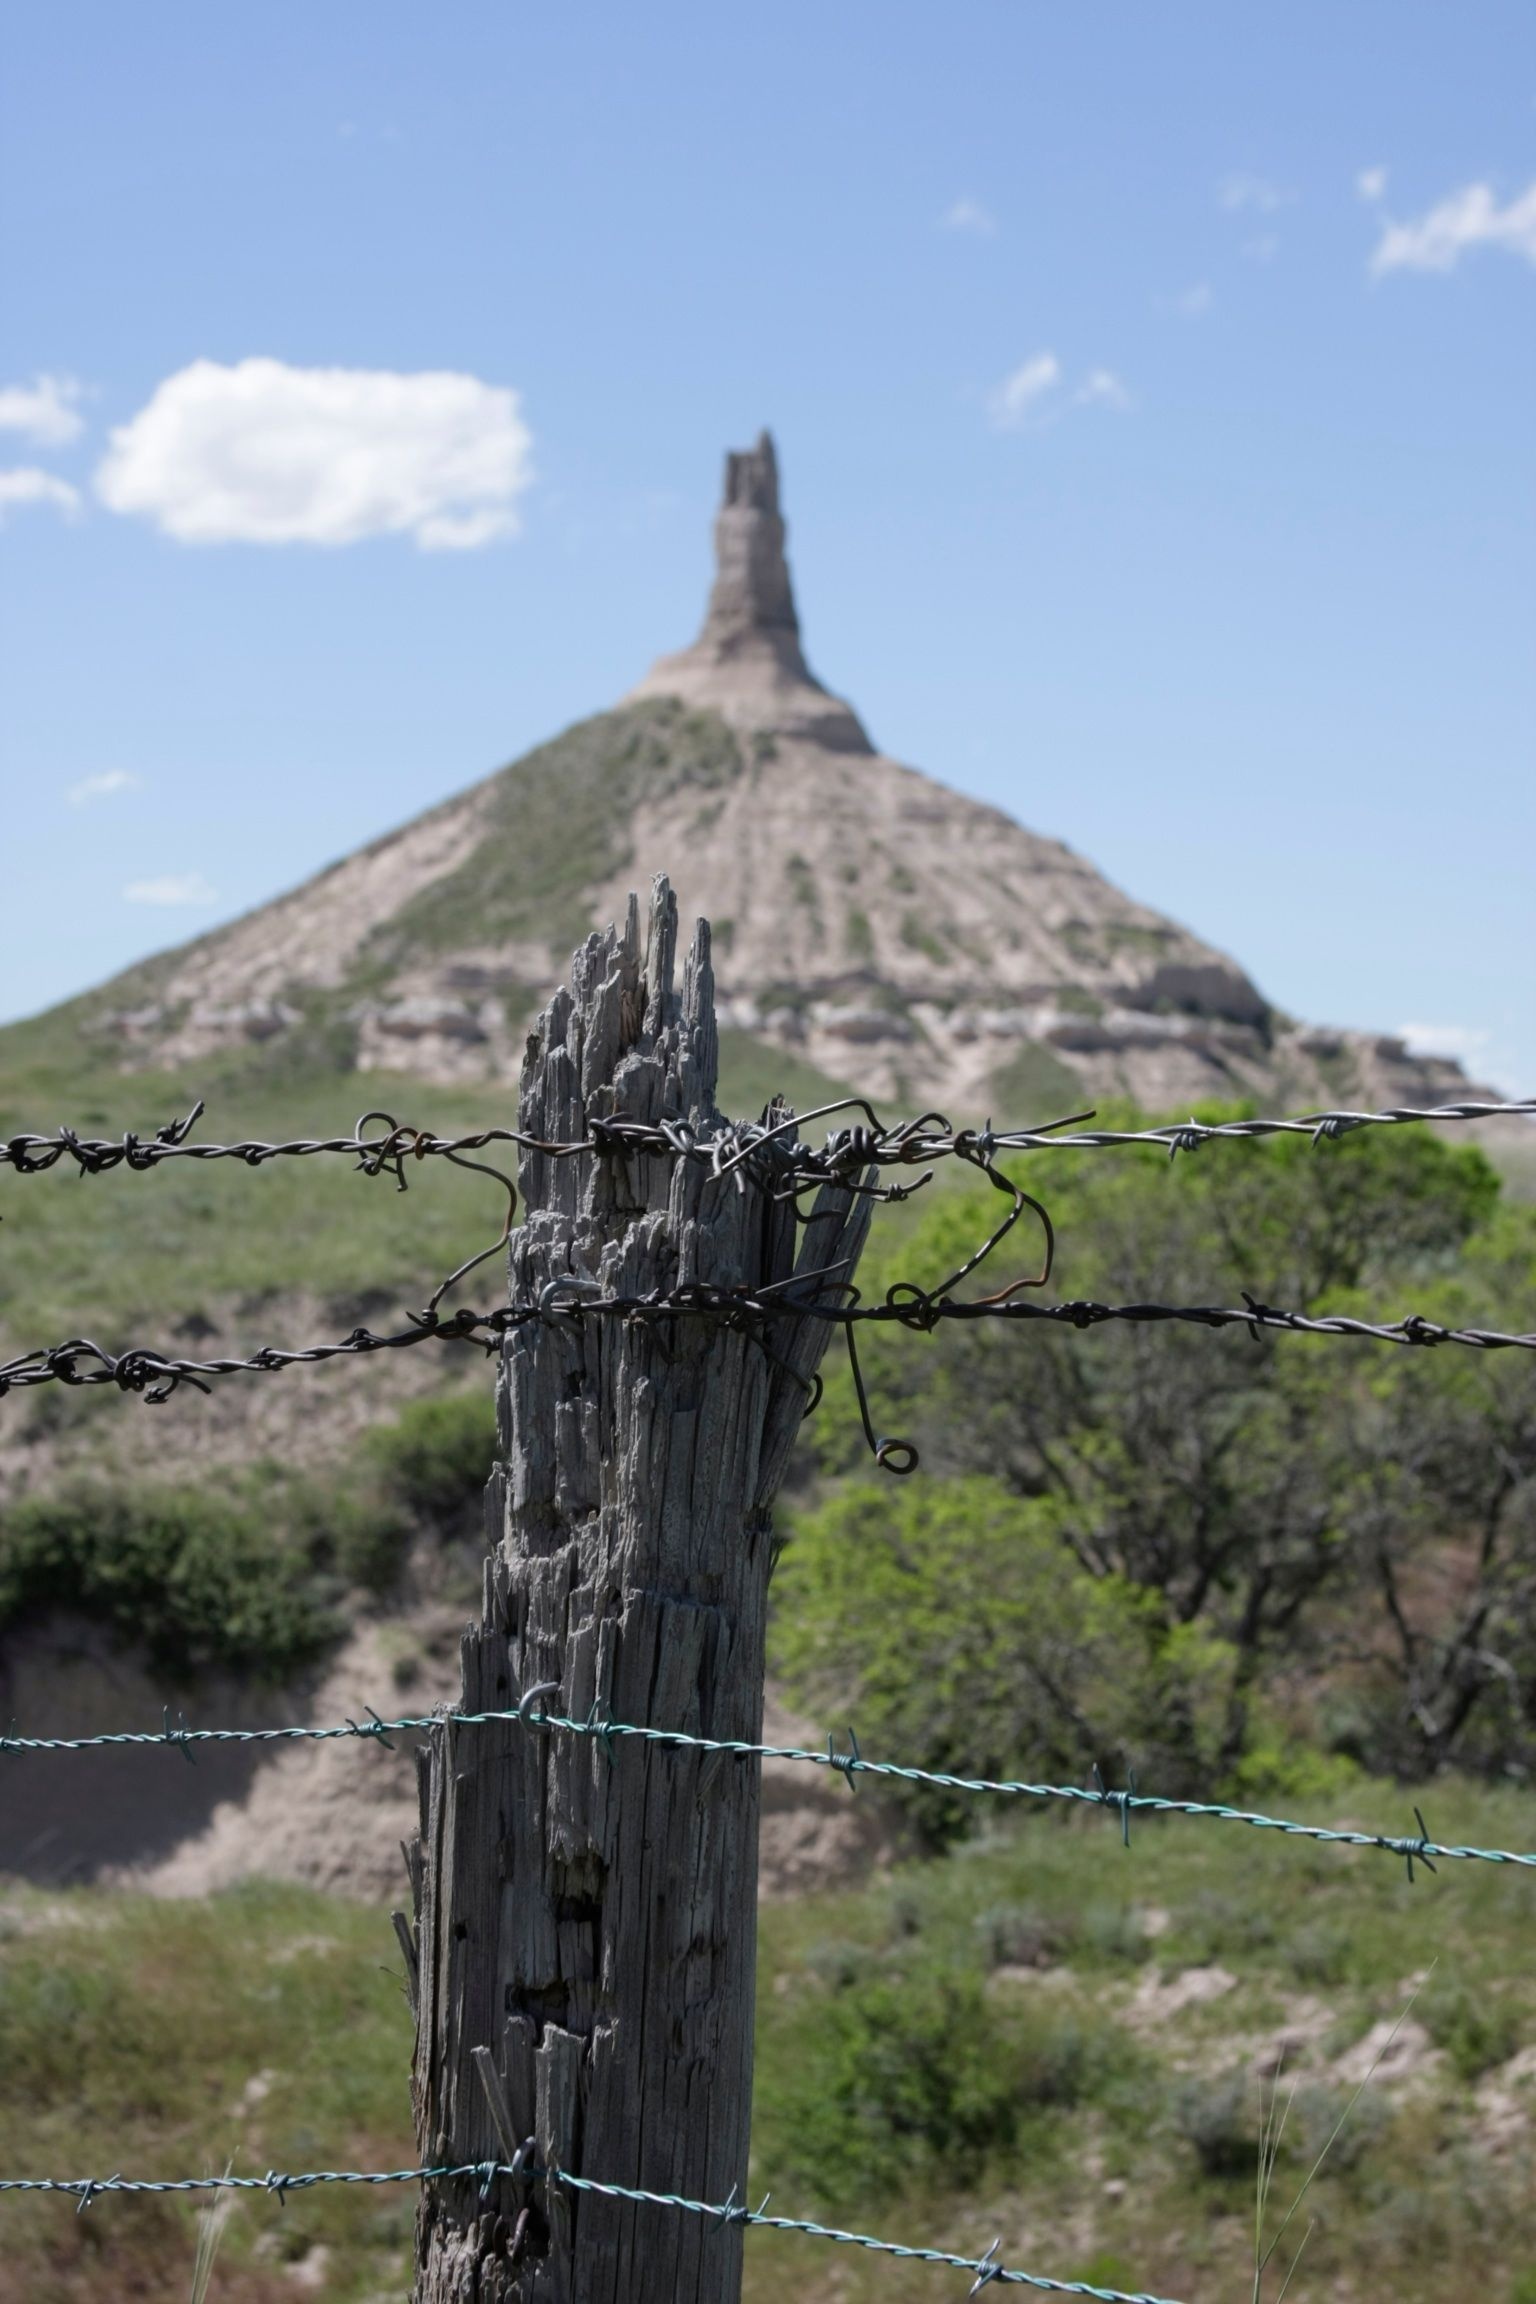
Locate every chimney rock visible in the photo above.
<box><xmin>628</xmin><ymin>432</ymin><xmax>873</xmax><ymax>754</ymax></box>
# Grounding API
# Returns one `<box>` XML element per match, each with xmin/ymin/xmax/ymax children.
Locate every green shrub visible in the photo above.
<box><xmin>1228</xmin><ymin>1732</ymin><xmax>1367</xmax><ymax>1810</ymax></box>
<box><xmin>1422</xmin><ymin>1982</ymin><xmax>1521</xmax><ymax>2082</ymax></box>
<box><xmin>757</xmin><ymin>1956</ymin><xmax>1103</xmax><ymax>2202</ymax></box>
<box><xmin>0</xmin><ymin>1483</ymin><xmax>340</xmax><ymax>1681</ymax></box>
<box><xmin>1283</xmin><ymin>1919</ymin><xmax>1355</xmax><ymax>1988</ymax></box>
<box><xmin>1078</xmin><ymin>1899</ymin><xmax>1149</xmax><ymax>1968</ymax></box>
<box><xmin>1174</xmin><ymin>2069</ymin><xmax>1261</xmax><ymax>2179</ymax></box>
<box><xmin>973</xmin><ymin>1902</ymin><xmax>1074</xmax><ymax>1970</ymax></box>
<box><xmin>363</xmin><ymin>1390</ymin><xmax>497</xmax><ymax>1530</ymax></box>
<box><xmin>772</xmin><ymin>1475</ymin><xmax>1236</xmax><ymax>1846</ymax></box>
<box><xmin>265</xmin><ymin>1388</ymin><xmax>496</xmax><ymax>1601</ymax></box>
<box><xmin>1290</xmin><ymin>2080</ymin><xmax>1388</xmax><ymax>2175</ymax></box>
<box><xmin>1174</xmin><ymin>1889</ymin><xmax>1279</xmax><ymax>1965</ymax></box>
<box><xmin>0</xmin><ymin>1385</ymin><xmax>497</xmax><ymax>1666</ymax></box>
<box><xmin>798</xmin><ymin>1116</ymin><xmax>1535</xmax><ymax>1788</ymax></box>
<box><xmin>282</xmin><ymin>1475</ymin><xmax>412</xmax><ymax>1599</ymax></box>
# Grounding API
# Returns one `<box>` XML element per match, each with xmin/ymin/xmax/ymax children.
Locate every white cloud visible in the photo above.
<box><xmin>95</xmin><ymin>358</ymin><xmax>533</xmax><ymax>549</ymax></box>
<box><xmin>942</xmin><ymin>197</ymin><xmax>997</xmax><ymax>237</ymax></box>
<box><xmin>1356</xmin><ymin>165</ymin><xmax>1388</xmax><ymax>204</ymax></box>
<box><xmin>1219</xmin><ymin>174</ymin><xmax>1295</xmax><ymax>215</ymax></box>
<box><xmin>124</xmin><ymin>873</ymin><xmax>218</xmax><ymax>907</ymax></box>
<box><xmin>0</xmin><ymin>466</ymin><xmax>82</xmax><ymax>522</ymax></box>
<box><xmin>1371</xmin><ymin>179</ymin><xmax>1536</xmax><ymax>275</ymax></box>
<box><xmin>1075</xmin><ymin>368</ymin><xmax>1133</xmax><ymax>411</ymax></box>
<box><xmin>69</xmin><ymin>769</ymin><xmax>142</xmax><ymax>808</ymax></box>
<box><xmin>1242</xmin><ymin>233</ymin><xmax>1281</xmax><ymax>265</ymax></box>
<box><xmin>1175</xmin><ymin>282</ymin><xmax>1213</xmax><ymax>316</ymax></box>
<box><xmin>988</xmin><ymin>354</ymin><xmax>1133</xmax><ymax>431</ymax></box>
<box><xmin>0</xmin><ymin>373</ymin><xmax>85</xmax><ymax>446</ymax></box>
<box><xmin>987</xmin><ymin>353</ymin><xmax>1063</xmax><ymax>430</ymax></box>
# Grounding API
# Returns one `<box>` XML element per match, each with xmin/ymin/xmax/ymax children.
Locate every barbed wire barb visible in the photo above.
<box><xmin>0</xmin><ymin>2156</ymin><xmax>1187</xmax><ymax>2302</ymax></box>
<box><xmin>5</xmin><ymin>1284</ymin><xmax>1531</xmax><ymax>1418</ymax></box>
<box><xmin>5</xmin><ymin>1093</ymin><xmax>1532</xmax><ymax>1186</ymax></box>
<box><xmin>2</xmin><ymin>1698</ymin><xmax>1532</xmax><ymax>1874</ymax></box>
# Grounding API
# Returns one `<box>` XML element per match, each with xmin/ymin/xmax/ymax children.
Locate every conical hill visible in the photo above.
<box><xmin>21</xmin><ymin>431</ymin><xmax>1481</xmax><ymax>1124</ymax></box>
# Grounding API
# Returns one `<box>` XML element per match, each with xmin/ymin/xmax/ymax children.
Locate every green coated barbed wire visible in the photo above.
<box><xmin>3</xmin><ymin>1696</ymin><xmax>1530</xmax><ymax>1879</ymax></box>
<box><xmin>0</xmin><ymin>2157</ymin><xmax>1183</xmax><ymax>2301</ymax></box>
<box><xmin>553</xmin><ymin>2169</ymin><xmax>1187</xmax><ymax>2300</ymax></box>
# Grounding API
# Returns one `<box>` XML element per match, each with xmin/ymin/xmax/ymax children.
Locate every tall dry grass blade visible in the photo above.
<box><xmin>189</xmin><ymin>2158</ymin><xmax>235</xmax><ymax>2304</ymax></box>
<box><xmin>1271</xmin><ymin>2216</ymin><xmax>1315</xmax><ymax>2303</ymax></box>
<box><xmin>1251</xmin><ymin>2048</ymin><xmax>1294</xmax><ymax>2304</ymax></box>
<box><xmin>1256</xmin><ymin>1962</ymin><xmax>1435</xmax><ymax>2289</ymax></box>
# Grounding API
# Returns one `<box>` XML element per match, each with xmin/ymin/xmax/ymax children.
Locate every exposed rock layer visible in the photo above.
<box><xmin>629</xmin><ymin>430</ymin><xmax>873</xmax><ymax>753</ymax></box>
<box><xmin>70</xmin><ymin>432</ymin><xmax>1493</xmax><ymax>1121</ymax></box>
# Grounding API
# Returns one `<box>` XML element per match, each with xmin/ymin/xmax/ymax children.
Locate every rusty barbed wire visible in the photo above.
<box><xmin>4</xmin><ymin>1092</ymin><xmax>1531</xmax><ymax>1458</ymax></box>
<box><xmin>4</xmin><ymin>1092</ymin><xmax>1532</xmax><ymax>1186</ymax></box>
<box><xmin>0</xmin><ymin>1095</ymin><xmax>1052</xmax><ymax>1322</ymax></box>
<box><xmin>3</xmin><ymin>1286</ymin><xmax>1530</xmax><ymax>1413</ymax></box>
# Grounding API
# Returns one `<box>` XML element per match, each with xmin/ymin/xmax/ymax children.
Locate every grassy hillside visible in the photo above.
<box><xmin>0</xmin><ymin>1025</ymin><xmax>855</xmax><ymax>1360</ymax></box>
<box><xmin>367</xmin><ymin>701</ymin><xmax>744</xmax><ymax>971</ymax></box>
<box><xmin>26</xmin><ymin>704</ymin><xmax>747</xmax><ymax>1058</ymax></box>
<box><xmin>1</xmin><ymin>1781</ymin><xmax>1533</xmax><ymax>2302</ymax></box>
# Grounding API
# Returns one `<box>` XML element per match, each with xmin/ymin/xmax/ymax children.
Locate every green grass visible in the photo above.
<box><xmin>749</xmin><ymin>1781</ymin><xmax>1536</xmax><ymax>2301</ymax></box>
<box><xmin>0</xmin><ymin>1024</ymin><xmax>857</xmax><ymax>1369</ymax></box>
<box><xmin>0</xmin><ymin>1883</ymin><xmax>414</xmax><ymax>2303</ymax></box>
<box><xmin>373</xmin><ymin>699</ymin><xmax>743</xmax><ymax>968</ymax></box>
<box><xmin>0</xmin><ymin>1055</ymin><xmax>861</xmax><ymax>1359</ymax></box>
<box><xmin>0</xmin><ymin>1051</ymin><xmax>509</xmax><ymax>1348</ymax></box>
<box><xmin>3</xmin><ymin>1781</ymin><xmax>1534</xmax><ymax>2301</ymax></box>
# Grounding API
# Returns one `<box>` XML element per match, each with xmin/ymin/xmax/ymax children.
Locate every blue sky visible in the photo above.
<box><xmin>3</xmin><ymin>3</ymin><xmax>1533</xmax><ymax>1091</ymax></box>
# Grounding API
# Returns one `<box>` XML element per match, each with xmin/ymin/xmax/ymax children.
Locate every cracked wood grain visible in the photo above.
<box><xmin>409</xmin><ymin>876</ymin><xmax>871</xmax><ymax>2303</ymax></box>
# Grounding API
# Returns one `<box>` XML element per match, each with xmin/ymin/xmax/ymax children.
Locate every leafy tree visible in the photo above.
<box><xmin>1318</xmin><ymin>1206</ymin><xmax>1536</xmax><ymax>1775</ymax></box>
<box><xmin>794</xmin><ymin>1117</ymin><xmax>1533</xmax><ymax>1782</ymax></box>
<box><xmin>773</xmin><ymin>1475</ymin><xmax>1234</xmax><ymax>1841</ymax></box>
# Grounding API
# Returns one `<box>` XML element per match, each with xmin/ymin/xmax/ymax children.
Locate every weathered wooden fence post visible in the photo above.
<box><xmin>408</xmin><ymin>875</ymin><xmax>871</xmax><ymax>2303</ymax></box>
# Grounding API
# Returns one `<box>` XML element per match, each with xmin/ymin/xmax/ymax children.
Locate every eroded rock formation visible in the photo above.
<box><xmin>63</xmin><ymin>431</ymin><xmax>1499</xmax><ymax>1119</ymax></box>
<box><xmin>629</xmin><ymin>430</ymin><xmax>873</xmax><ymax>753</ymax></box>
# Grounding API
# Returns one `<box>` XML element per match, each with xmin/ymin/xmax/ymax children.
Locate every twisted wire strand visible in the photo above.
<box><xmin>0</xmin><ymin>2163</ymin><xmax>464</xmax><ymax>2202</ymax></box>
<box><xmin>986</xmin><ymin>1097</ymin><xmax>1536</xmax><ymax>1156</ymax></box>
<box><xmin>2</xmin><ymin>1701</ymin><xmax>1528</xmax><ymax>1876</ymax></box>
<box><xmin>6</xmin><ymin>1093</ymin><xmax>1529</xmax><ymax>1421</ymax></box>
<box><xmin>0</xmin><ymin>2157</ymin><xmax>1182</xmax><ymax>2300</ymax></box>
<box><xmin>554</xmin><ymin>2170</ymin><xmax>1185</xmax><ymax>2300</ymax></box>
<box><xmin>4</xmin><ymin>1094</ymin><xmax>1531</xmax><ymax>1182</ymax></box>
<box><xmin>3</xmin><ymin>1286</ymin><xmax>1532</xmax><ymax>1408</ymax></box>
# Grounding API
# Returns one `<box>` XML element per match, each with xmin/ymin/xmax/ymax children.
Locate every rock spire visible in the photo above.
<box><xmin>701</xmin><ymin>431</ymin><xmax>801</xmax><ymax>655</ymax></box>
<box><xmin>629</xmin><ymin>430</ymin><xmax>872</xmax><ymax>752</ymax></box>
